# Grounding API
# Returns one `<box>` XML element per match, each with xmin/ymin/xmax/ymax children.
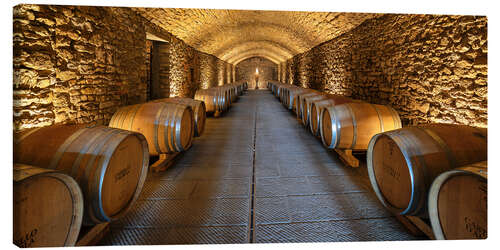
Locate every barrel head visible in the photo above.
<box><xmin>437</xmin><ymin>173</ymin><xmax>487</xmax><ymax>239</ymax></box>
<box><xmin>14</xmin><ymin>172</ymin><xmax>82</xmax><ymax>247</ymax></box>
<box><xmin>101</xmin><ymin>134</ymin><xmax>147</xmax><ymax>219</ymax></box>
<box><xmin>371</xmin><ymin>134</ymin><xmax>412</xmax><ymax>211</ymax></box>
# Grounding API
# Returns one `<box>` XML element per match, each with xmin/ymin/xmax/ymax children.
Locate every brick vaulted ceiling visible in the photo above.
<box><xmin>133</xmin><ymin>8</ymin><xmax>379</xmax><ymax>64</ymax></box>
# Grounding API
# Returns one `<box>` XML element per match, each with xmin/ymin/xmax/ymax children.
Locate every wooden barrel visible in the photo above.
<box><xmin>13</xmin><ymin>164</ymin><xmax>84</xmax><ymax>247</ymax></box>
<box><xmin>428</xmin><ymin>161</ymin><xmax>487</xmax><ymax>240</ymax></box>
<box><xmin>229</xmin><ymin>85</ymin><xmax>238</xmax><ymax>102</ymax></box>
<box><xmin>231</xmin><ymin>86</ymin><xmax>238</xmax><ymax>102</ymax></box>
<box><xmin>276</xmin><ymin>85</ymin><xmax>282</xmax><ymax>98</ymax></box>
<box><xmin>109</xmin><ymin>102</ymin><xmax>194</xmax><ymax>155</ymax></box>
<box><xmin>309</xmin><ymin>95</ymin><xmax>353</xmax><ymax>136</ymax></box>
<box><xmin>282</xmin><ymin>85</ymin><xmax>302</xmax><ymax>109</ymax></box>
<box><xmin>301</xmin><ymin>94</ymin><xmax>329</xmax><ymax>127</ymax></box>
<box><xmin>270</xmin><ymin>82</ymin><xmax>281</xmax><ymax>96</ymax></box>
<box><xmin>150</xmin><ymin>97</ymin><xmax>206</xmax><ymax>137</ymax></box>
<box><xmin>296</xmin><ymin>91</ymin><xmax>320</xmax><ymax>119</ymax></box>
<box><xmin>289</xmin><ymin>88</ymin><xmax>312</xmax><ymax>112</ymax></box>
<box><xmin>224</xmin><ymin>86</ymin><xmax>233</xmax><ymax>104</ymax></box>
<box><xmin>283</xmin><ymin>86</ymin><xmax>292</xmax><ymax>106</ymax></box>
<box><xmin>195</xmin><ymin>88</ymin><xmax>227</xmax><ymax>114</ymax></box>
<box><xmin>269</xmin><ymin>81</ymin><xmax>276</xmax><ymax>94</ymax></box>
<box><xmin>14</xmin><ymin>124</ymin><xmax>149</xmax><ymax>225</ymax></box>
<box><xmin>366</xmin><ymin>124</ymin><xmax>487</xmax><ymax>217</ymax></box>
<box><xmin>215</xmin><ymin>87</ymin><xmax>231</xmax><ymax>110</ymax></box>
<box><xmin>223</xmin><ymin>88</ymin><xmax>230</xmax><ymax>110</ymax></box>
<box><xmin>280</xmin><ymin>85</ymin><xmax>293</xmax><ymax>108</ymax></box>
<box><xmin>194</xmin><ymin>89</ymin><xmax>215</xmax><ymax>113</ymax></box>
<box><xmin>320</xmin><ymin>103</ymin><xmax>402</xmax><ymax>150</ymax></box>
<box><xmin>279</xmin><ymin>86</ymin><xmax>287</xmax><ymax>104</ymax></box>
<box><xmin>231</xmin><ymin>83</ymin><xmax>245</xmax><ymax>96</ymax></box>
<box><xmin>268</xmin><ymin>81</ymin><xmax>276</xmax><ymax>94</ymax></box>
<box><xmin>218</xmin><ymin>86</ymin><xmax>235</xmax><ymax>106</ymax></box>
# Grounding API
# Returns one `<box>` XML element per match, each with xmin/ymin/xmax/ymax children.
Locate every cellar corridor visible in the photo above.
<box><xmin>12</xmin><ymin>5</ymin><xmax>488</xmax><ymax>246</ymax></box>
<box><xmin>100</xmin><ymin>90</ymin><xmax>421</xmax><ymax>245</ymax></box>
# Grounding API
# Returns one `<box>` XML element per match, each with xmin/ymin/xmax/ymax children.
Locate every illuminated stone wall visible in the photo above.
<box><xmin>13</xmin><ymin>4</ymin><xmax>232</xmax><ymax>131</ymax></box>
<box><xmin>13</xmin><ymin>6</ymin><xmax>487</xmax><ymax>130</ymax></box>
<box><xmin>235</xmin><ymin>57</ymin><xmax>277</xmax><ymax>89</ymax></box>
<box><xmin>283</xmin><ymin>14</ymin><xmax>487</xmax><ymax>127</ymax></box>
<box><xmin>134</xmin><ymin>8</ymin><xmax>378</xmax><ymax>65</ymax></box>
<box><xmin>199</xmin><ymin>53</ymin><xmax>218</xmax><ymax>89</ymax></box>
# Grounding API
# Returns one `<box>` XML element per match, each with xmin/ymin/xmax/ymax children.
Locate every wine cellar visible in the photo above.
<box><xmin>12</xmin><ymin>4</ymin><xmax>487</xmax><ymax>247</ymax></box>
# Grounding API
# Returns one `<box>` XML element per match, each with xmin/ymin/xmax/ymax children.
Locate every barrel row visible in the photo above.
<box><xmin>13</xmin><ymin>124</ymin><xmax>149</xmax><ymax>247</ymax></box>
<box><xmin>13</xmin><ymin>94</ymin><xmax>214</xmax><ymax>246</ymax></box>
<box><xmin>268</xmin><ymin>81</ymin><xmax>402</xmax><ymax>151</ymax></box>
<box><xmin>267</xmin><ymin>80</ymin><xmax>488</xmax><ymax>240</ymax></box>
<box><xmin>194</xmin><ymin>81</ymin><xmax>248</xmax><ymax>116</ymax></box>
<box><xmin>13</xmin><ymin>81</ymin><xmax>248</xmax><ymax>246</ymax></box>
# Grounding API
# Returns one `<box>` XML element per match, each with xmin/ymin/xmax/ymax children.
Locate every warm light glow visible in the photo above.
<box><xmin>256</xmin><ymin>68</ymin><xmax>259</xmax><ymax>74</ymax></box>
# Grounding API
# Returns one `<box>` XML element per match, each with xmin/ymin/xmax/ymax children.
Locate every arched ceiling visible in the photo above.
<box><xmin>134</xmin><ymin>8</ymin><xmax>379</xmax><ymax>65</ymax></box>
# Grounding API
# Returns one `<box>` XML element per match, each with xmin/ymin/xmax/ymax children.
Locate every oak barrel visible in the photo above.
<box><xmin>14</xmin><ymin>124</ymin><xmax>149</xmax><ymax>225</ymax></box>
<box><xmin>13</xmin><ymin>164</ymin><xmax>84</xmax><ymax>247</ymax></box>
<box><xmin>366</xmin><ymin>124</ymin><xmax>487</xmax><ymax>217</ymax></box>
<box><xmin>296</xmin><ymin>91</ymin><xmax>320</xmax><ymax>120</ymax></box>
<box><xmin>301</xmin><ymin>94</ymin><xmax>329</xmax><ymax>127</ymax></box>
<box><xmin>278</xmin><ymin>86</ymin><xmax>286</xmax><ymax>104</ymax></box>
<box><xmin>195</xmin><ymin>88</ymin><xmax>228</xmax><ymax>114</ymax></box>
<box><xmin>218</xmin><ymin>85</ymin><xmax>235</xmax><ymax>105</ymax></box>
<box><xmin>228</xmin><ymin>85</ymin><xmax>238</xmax><ymax>103</ymax></box>
<box><xmin>150</xmin><ymin>97</ymin><xmax>206</xmax><ymax>137</ymax></box>
<box><xmin>320</xmin><ymin>103</ymin><xmax>401</xmax><ymax>150</ymax></box>
<box><xmin>276</xmin><ymin>85</ymin><xmax>283</xmax><ymax>99</ymax></box>
<box><xmin>309</xmin><ymin>95</ymin><xmax>353</xmax><ymax>136</ymax></box>
<box><xmin>281</xmin><ymin>85</ymin><xmax>295</xmax><ymax>109</ymax></box>
<box><xmin>109</xmin><ymin>102</ymin><xmax>194</xmax><ymax>154</ymax></box>
<box><xmin>285</xmin><ymin>86</ymin><xmax>304</xmax><ymax>110</ymax></box>
<box><xmin>223</xmin><ymin>86</ymin><xmax>234</xmax><ymax>104</ymax></box>
<box><xmin>290</xmin><ymin>88</ymin><xmax>314</xmax><ymax>113</ymax></box>
<box><xmin>428</xmin><ymin>161</ymin><xmax>487</xmax><ymax>239</ymax></box>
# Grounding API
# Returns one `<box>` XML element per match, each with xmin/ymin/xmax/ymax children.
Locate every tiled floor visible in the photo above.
<box><xmin>100</xmin><ymin>90</ymin><xmax>422</xmax><ymax>245</ymax></box>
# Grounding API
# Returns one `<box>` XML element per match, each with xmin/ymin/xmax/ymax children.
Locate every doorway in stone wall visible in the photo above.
<box><xmin>146</xmin><ymin>33</ymin><xmax>170</xmax><ymax>101</ymax></box>
<box><xmin>146</xmin><ymin>40</ymin><xmax>161</xmax><ymax>101</ymax></box>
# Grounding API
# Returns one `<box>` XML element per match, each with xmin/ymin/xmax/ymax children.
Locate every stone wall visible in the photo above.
<box><xmin>13</xmin><ymin>4</ymin><xmax>232</xmax><ymax>131</ymax></box>
<box><xmin>199</xmin><ymin>53</ymin><xmax>218</xmax><ymax>89</ymax></box>
<box><xmin>282</xmin><ymin>14</ymin><xmax>487</xmax><ymax>127</ymax></box>
<box><xmin>236</xmin><ymin>57</ymin><xmax>277</xmax><ymax>89</ymax></box>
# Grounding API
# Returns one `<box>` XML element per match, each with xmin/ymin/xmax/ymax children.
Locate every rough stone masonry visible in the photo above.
<box><xmin>279</xmin><ymin>14</ymin><xmax>487</xmax><ymax>127</ymax></box>
<box><xmin>13</xmin><ymin>6</ymin><xmax>487</xmax><ymax>131</ymax></box>
<box><xmin>13</xmin><ymin>5</ymin><xmax>233</xmax><ymax>131</ymax></box>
